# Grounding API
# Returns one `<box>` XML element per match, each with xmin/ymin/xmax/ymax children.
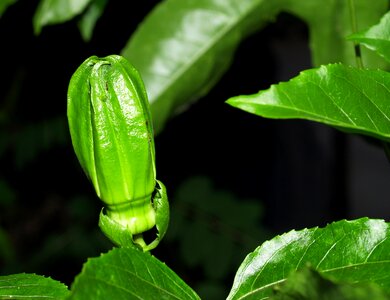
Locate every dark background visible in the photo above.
<box><xmin>0</xmin><ymin>0</ymin><xmax>389</xmax><ymax>298</ymax></box>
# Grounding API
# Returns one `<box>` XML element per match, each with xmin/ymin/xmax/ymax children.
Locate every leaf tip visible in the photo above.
<box><xmin>225</xmin><ymin>96</ymin><xmax>239</xmax><ymax>106</ymax></box>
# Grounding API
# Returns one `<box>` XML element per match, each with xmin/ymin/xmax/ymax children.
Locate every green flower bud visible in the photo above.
<box><xmin>67</xmin><ymin>55</ymin><xmax>157</xmax><ymax>235</ymax></box>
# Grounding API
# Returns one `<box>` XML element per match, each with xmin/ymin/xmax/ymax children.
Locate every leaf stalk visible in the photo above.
<box><xmin>348</xmin><ymin>0</ymin><xmax>363</xmax><ymax>68</ymax></box>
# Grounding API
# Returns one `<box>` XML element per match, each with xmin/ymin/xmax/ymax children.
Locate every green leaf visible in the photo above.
<box><xmin>121</xmin><ymin>0</ymin><xmax>283</xmax><ymax>133</ymax></box>
<box><xmin>348</xmin><ymin>10</ymin><xmax>390</xmax><ymax>63</ymax></box>
<box><xmin>227</xmin><ymin>218</ymin><xmax>390</xmax><ymax>300</ymax></box>
<box><xmin>69</xmin><ymin>247</ymin><xmax>200</xmax><ymax>300</ymax></box>
<box><xmin>33</xmin><ymin>0</ymin><xmax>92</xmax><ymax>35</ymax></box>
<box><xmin>122</xmin><ymin>0</ymin><xmax>388</xmax><ymax>133</ymax></box>
<box><xmin>227</xmin><ymin>63</ymin><xmax>390</xmax><ymax>142</ymax></box>
<box><xmin>0</xmin><ymin>0</ymin><xmax>17</xmax><ymax>18</ymax></box>
<box><xmin>272</xmin><ymin>267</ymin><xmax>389</xmax><ymax>300</ymax></box>
<box><xmin>0</xmin><ymin>273</ymin><xmax>69</xmax><ymax>299</ymax></box>
<box><xmin>78</xmin><ymin>0</ymin><xmax>108</xmax><ymax>42</ymax></box>
<box><xmin>283</xmin><ymin>0</ymin><xmax>388</xmax><ymax>67</ymax></box>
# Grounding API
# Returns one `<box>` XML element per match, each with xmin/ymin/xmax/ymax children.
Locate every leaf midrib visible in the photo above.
<box><xmin>87</xmin><ymin>254</ymin><xmax>199</xmax><ymax>300</ymax></box>
<box><xmin>147</xmin><ymin>0</ymin><xmax>270</xmax><ymax>104</ymax></box>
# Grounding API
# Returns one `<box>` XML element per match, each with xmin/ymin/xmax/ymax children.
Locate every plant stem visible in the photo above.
<box><xmin>348</xmin><ymin>0</ymin><xmax>363</xmax><ymax>68</ymax></box>
<box><xmin>133</xmin><ymin>234</ymin><xmax>148</xmax><ymax>249</ymax></box>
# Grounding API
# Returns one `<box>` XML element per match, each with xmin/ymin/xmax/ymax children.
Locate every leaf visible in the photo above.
<box><xmin>69</xmin><ymin>247</ymin><xmax>200</xmax><ymax>300</ymax></box>
<box><xmin>348</xmin><ymin>10</ymin><xmax>390</xmax><ymax>63</ymax></box>
<box><xmin>227</xmin><ymin>63</ymin><xmax>390</xmax><ymax>142</ymax></box>
<box><xmin>33</xmin><ymin>0</ymin><xmax>92</xmax><ymax>35</ymax></box>
<box><xmin>121</xmin><ymin>0</ymin><xmax>283</xmax><ymax>133</ymax></box>
<box><xmin>0</xmin><ymin>273</ymin><xmax>69</xmax><ymax>299</ymax></box>
<box><xmin>121</xmin><ymin>0</ymin><xmax>388</xmax><ymax>134</ymax></box>
<box><xmin>227</xmin><ymin>218</ymin><xmax>390</xmax><ymax>300</ymax></box>
<box><xmin>0</xmin><ymin>0</ymin><xmax>17</xmax><ymax>18</ymax></box>
<box><xmin>78</xmin><ymin>0</ymin><xmax>108</xmax><ymax>42</ymax></box>
<box><xmin>272</xmin><ymin>267</ymin><xmax>389</xmax><ymax>300</ymax></box>
<box><xmin>283</xmin><ymin>0</ymin><xmax>388</xmax><ymax>67</ymax></box>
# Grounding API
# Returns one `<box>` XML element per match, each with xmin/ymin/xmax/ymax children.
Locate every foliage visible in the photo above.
<box><xmin>166</xmin><ymin>176</ymin><xmax>268</xmax><ymax>298</ymax></box>
<box><xmin>348</xmin><ymin>10</ymin><xmax>390</xmax><ymax>63</ymax></box>
<box><xmin>0</xmin><ymin>0</ymin><xmax>17</xmax><ymax>18</ymax></box>
<box><xmin>227</xmin><ymin>64</ymin><xmax>390</xmax><ymax>141</ymax></box>
<box><xmin>0</xmin><ymin>273</ymin><xmax>70</xmax><ymax>299</ymax></box>
<box><xmin>0</xmin><ymin>0</ymin><xmax>389</xmax><ymax>299</ymax></box>
<box><xmin>121</xmin><ymin>0</ymin><xmax>387</xmax><ymax>133</ymax></box>
<box><xmin>70</xmin><ymin>247</ymin><xmax>201</xmax><ymax>300</ymax></box>
<box><xmin>272</xmin><ymin>267</ymin><xmax>389</xmax><ymax>300</ymax></box>
<box><xmin>227</xmin><ymin>218</ymin><xmax>390</xmax><ymax>299</ymax></box>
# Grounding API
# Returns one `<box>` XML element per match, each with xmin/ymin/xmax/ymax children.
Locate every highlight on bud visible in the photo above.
<box><xmin>67</xmin><ymin>55</ymin><xmax>169</xmax><ymax>250</ymax></box>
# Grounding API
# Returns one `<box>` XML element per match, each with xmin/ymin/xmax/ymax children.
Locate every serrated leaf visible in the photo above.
<box><xmin>69</xmin><ymin>247</ymin><xmax>200</xmax><ymax>300</ymax></box>
<box><xmin>227</xmin><ymin>218</ymin><xmax>390</xmax><ymax>300</ymax></box>
<box><xmin>227</xmin><ymin>64</ymin><xmax>390</xmax><ymax>142</ymax></box>
<box><xmin>0</xmin><ymin>273</ymin><xmax>69</xmax><ymax>299</ymax></box>
<box><xmin>33</xmin><ymin>0</ymin><xmax>92</xmax><ymax>35</ymax></box>
<box><xmin>121</xmin><ymin>0</ymin><xmax>283</xmax><ymax>133</ymax></box>
<box><xmin>283</xmin><ymin>0</ymin><xmax>388</xmax><ymax>67</ymax></box>
<box><xmin>348</xmin><ymin>10</ymin><xmax>390</xmax><ymax>63</ymax></box>
<box><xmin>121</xmin><ymin>0</ymin><xmax>388</xmax><ymax>133</ymax></box>
<box><xmin>272</xmin><ymin>267</ymin><xmax>389</xmax><ymax>300</ymax></box>
<box><xmin>78</xmin><ymin>0</ymin><xmax>108</xmax><ymax>42</ymax></box>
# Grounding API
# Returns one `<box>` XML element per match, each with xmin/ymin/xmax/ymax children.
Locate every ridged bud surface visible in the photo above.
<box><xmin>67</xmin><ymin>55</ymin><xmax>156</xmax><ymax>234</ymax></box>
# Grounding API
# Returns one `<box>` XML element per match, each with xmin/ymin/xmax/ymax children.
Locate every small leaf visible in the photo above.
<box><xmin>78</xmin><ymin>0</ymin><xmax>108</xmax><ymax>42</ymax></box>
<box><xmin>348</xmin><ymin>10</ymin><xmax>390</xmax><ymax>63</ymax></box>
<box><xmin>70</xmin><ymin>247</ymin><xmax>200</xmax><ymax>300</ymax></box>
<box><xmin>272</xmin><ymin>267</ymin><xmax>389</xmax><ymax>300</ymax></box>
<box><xmin>227</xmin><ymin>64</ymin><xmax>390</xmax><ymax>142</ymax></box>
<box><xmin>33</xmin><ymin>0</ymin><xmax>92</xmax><ymax>35</ymax></box>
<box><xmin>0</xmin><ymin>0</ymin><xmax>17</xmax><ymax>18</ymax></box>
<box><xmin>0</xmin><ymin>273</ymin><xmax>69</xmax><ymax>299</ymax></box>
<box><xmin>227</xmin><ymin>218</ymin><xmax>390</xmax><ymax>300</ymax></box>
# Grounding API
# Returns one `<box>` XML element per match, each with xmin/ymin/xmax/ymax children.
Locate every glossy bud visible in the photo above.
<box><xmin>67</xmin><ymin>55</ymin><xmax>156</xmax><ymax>235</ymax></box>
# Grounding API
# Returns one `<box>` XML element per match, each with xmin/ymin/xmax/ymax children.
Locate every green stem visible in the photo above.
<box><xmin>348</xmin><ymin>0</ymin><xmax>363</xmax><ymax>68</ymax></box>
<box><xmin>133</xmin><ymin>234</ymin><xmax>147</xmax><ymax>248</ymax></box>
